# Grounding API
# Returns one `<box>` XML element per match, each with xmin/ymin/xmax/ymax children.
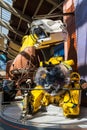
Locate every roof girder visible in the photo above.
<box><xmin>0</xmin><ymin>0</ymin><xmax>32</xmax><ymax>23</ymax></box>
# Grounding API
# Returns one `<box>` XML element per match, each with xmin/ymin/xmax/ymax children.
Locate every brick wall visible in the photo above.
<box><xmin>63</xmin><ymin>0</ymin><xmax>77</xmax><ymax>71</ymax></box>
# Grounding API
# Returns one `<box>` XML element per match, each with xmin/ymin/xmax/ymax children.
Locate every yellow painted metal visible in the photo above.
<box><xmin>62</xmin><ymin>72</ymin><xmax>81</xmax><ymax>117</ymax></box>
<box><xmin>40</xmin><ymin>56</ymin><xmax>63</xmax><ymax>66</ymax></box>
<box><xmin>21</xmin><ymin>55</ymin><xmax>81</xmax><ymax>118</ymax></box>
<box><xmin>31</xmin><ymin>85</ymin><xmax>45</xmax><ymax>112</ymax></box>
<box><xmin>20</xmin><ymin>34</ymin><xmax>38</xmax><ymax>52</ymax></box>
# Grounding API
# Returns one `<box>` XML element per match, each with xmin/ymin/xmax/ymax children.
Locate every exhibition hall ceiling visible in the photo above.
<box><xmin>0</xmin><ymin>0</ymin><xmax>64</xmax><ymax>45</ymax></box>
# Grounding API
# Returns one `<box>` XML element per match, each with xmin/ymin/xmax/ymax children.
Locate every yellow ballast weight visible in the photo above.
<box><xmin>62</xmin><ymin>60</ymin><xmax>74</xmax><ymax>69</ymax></box>
<box><xmin>63</xmin><ymin>89</ymin><xmax>80</xmax><ymax>117</ymax></box>
<box><xmin>48</xmin><ymin>56</ymin><xmax>63</xmax><ymax>65</ymax></box>
<box><xmin>31</xmin><ymin>85</ymin><xmax>45</xmax><ymax>113</ymax></box>
<box><xmin>40</xmin><ymin>56</ymin><xmax>63</xmax><ymax>66</ymax></box>
<box><xmin>20</xmin><ymin>34</ymin><xmax>38</xmax><ymax>52</ymax></box>
<box><xmin>63</xmin><ymin>59</ymin><xmax>74</xmax><ymax>66</ymax></box>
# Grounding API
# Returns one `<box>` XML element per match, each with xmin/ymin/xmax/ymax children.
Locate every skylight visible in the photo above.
<box><xmin>0</xmin><ymin>0</ymin><xmax>13</xmax><ymax>38</ymax></box>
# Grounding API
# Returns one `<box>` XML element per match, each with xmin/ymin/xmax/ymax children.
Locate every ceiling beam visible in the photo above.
<box><xmin>14</xmin><ymin>0</ymin><xmax>29</xmax><ymax>40</ymax></box>
<box><xmin>32</xmin><ymin>12</ymin><xmax>74</xmax><ymax>19</ymax></box>
<box><xmin>0</xmin><ymin>32</ymin><xmax>11</xmax><ymax>40</ymax></box>
<box><xmin>46</xmin><ymin>0</ymin><xmax>62</xmax><ymax>12</ymax></box>
<box><xmin>0</xmin><ymin>0</ymin><xmax>32</xmax><ymax>23</ymax></box>
<box><xmin>32</xmin><ymin>1</ymin><xmax>64</xmax><ymax>20</ymax></box>
<box><xmin>47</xmin><ymin>1</ymin><xmax>64</xmax><ymax>15</ymax></box>
<box><xmin>0</xmin><ymin>34</ymin><xmax>21</xmax><ymax>45</ymax></box>
<box><xmin>0</xmin><ymin>19</ymin><xmax>24</xmax><ymax>37</ymax></box>
<box><xmin>33</xmin><ymin>0</ymin><xmax>44</xmax><ymax>16</ymax></box>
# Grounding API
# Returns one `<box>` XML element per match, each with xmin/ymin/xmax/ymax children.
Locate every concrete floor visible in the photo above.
<box><xmin>0</xmin><ymin>94</ymin><xmax>87</xmax><ymax>130</ymax></box>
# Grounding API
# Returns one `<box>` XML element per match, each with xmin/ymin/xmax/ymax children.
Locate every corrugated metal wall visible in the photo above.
<box><xmin>74</xmin><ymin>0</ymin><xmax>87</xmax><ymax>80</ymax></box>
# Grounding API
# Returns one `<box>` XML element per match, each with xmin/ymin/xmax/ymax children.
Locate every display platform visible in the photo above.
<box><xmin>0</xmin><ymin>99</ymin><xmax>87</xmax><ymax>130</ymax></box>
